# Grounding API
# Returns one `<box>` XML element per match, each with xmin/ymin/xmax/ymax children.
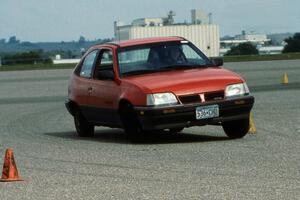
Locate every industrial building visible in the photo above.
<box><xmin>221</xmin><ymin>31</ymin><xmax>270</xmax><ymax>46</ymax></box>
<box><xmin>114</xmin><ymin>10</ymin><xmax>220</xmax><ymax>57</ymax></box>
<box><xmin>220</xmin><ymin>31</ymin><xmax>275</xmax><ymax>55</ymax></box>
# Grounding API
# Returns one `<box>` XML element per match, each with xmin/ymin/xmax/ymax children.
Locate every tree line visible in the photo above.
<box><xmin>1</xmin><ymin>34</ymin><xmax>299</xmax><ymax>65</ymax></box>
<box><xmin>225</xmin><ymin>32</ymin><xmax>300</xmax><ymax>56</ymax></box>
<box><xmin>1</xmin><ymin>51</ymin><xmax>52</xmax><ymax>65</ymax></box>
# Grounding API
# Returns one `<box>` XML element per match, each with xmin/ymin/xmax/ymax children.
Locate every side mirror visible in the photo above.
<box><xmin>210</xmin><ymin>57</ymin><xmax>223</xmax><ymax>66</ymax></box>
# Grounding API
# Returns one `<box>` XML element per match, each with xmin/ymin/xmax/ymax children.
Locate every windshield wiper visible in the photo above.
<box><xmin>158</xmin><ymin>65</ymin><xmax>200</xmax><ymax>71</ymax></box>
<box><xmin>122</xmin><ymin>64</ymin><xmax>214</xmax><ymax>76</ymax></box>
<box><xmin>122</xmin><ymin>69</ymin><xmax>160</xmax><ymax>76</ymax></box>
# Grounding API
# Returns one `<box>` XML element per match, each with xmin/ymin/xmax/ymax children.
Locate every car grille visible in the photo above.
<box><xmin>179</xmin><ymin>94</ymin><xmax>201</xmax><ymax>104</ymax></box>
<box><xmin>178</xmin><ymin>91</ymin><xmax>224</xmax><ymax>104</ymax></box>
<box><xmin>205</xmin><ymin>91</ymin><xmax>224</xmax><ymax>101</ymax></box>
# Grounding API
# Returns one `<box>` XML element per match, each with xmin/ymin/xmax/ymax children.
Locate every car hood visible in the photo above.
<box><xmin>122</xmin><ymin>67</ymin><xmax>244</xmax><ymax>95</ymax></box>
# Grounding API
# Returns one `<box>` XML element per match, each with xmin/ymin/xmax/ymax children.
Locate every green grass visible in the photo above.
<box><xmin>223</xmin><ymin>52</ymin><xmax>300</xmax><ymax>62</ymax></box>
<box><xmin>1</xmin><ymin>53</ymin><xmax>300</xmax><ymax>72</ymax></box>
<box><xmin>0</xmin><ymin>63</ymin><xmax>76</xmax><ymax>72</ymax></box>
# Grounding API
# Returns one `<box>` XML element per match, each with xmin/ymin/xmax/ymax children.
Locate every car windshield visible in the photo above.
<box><xmin>117</xmin><ymin>41</ymin><xmax>213</xmax><ymax>76</ymax></box>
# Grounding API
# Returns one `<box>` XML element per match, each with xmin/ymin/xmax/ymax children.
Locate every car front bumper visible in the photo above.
<box><xmin>134</xmin><ymin>95</ymin><xmax>254</xmax><ymax>130</ymax></box>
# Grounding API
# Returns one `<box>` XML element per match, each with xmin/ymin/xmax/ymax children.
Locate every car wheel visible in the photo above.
<box><xmin>74</xmin><ymin>110</ymin><xmax>94</xmax><ymax>137</ymax></box>
<box><xmin>168</xmin><ymin>127</ymin><xmax>184</xmax><ymax>133</ymax></box>
<box><xmin>222</xmin><ymin>117</ymin><xmax>249</xmax><ymax>139</ymax></box>
<box><xmin>120</xmin><ymin>103</ymin><xmax>143</xmax><ymax>139</ymax></box>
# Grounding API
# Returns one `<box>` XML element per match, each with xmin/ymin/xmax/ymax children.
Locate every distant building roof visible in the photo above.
<box><xmin>108</xmin><ymin>36</ymin><xmax>185</xmax><ymax>48</ymax></box>
<box><xmin>221</xmin><ymin>31</ymin><xmax>270</xmax><ymax>45</ymax></box>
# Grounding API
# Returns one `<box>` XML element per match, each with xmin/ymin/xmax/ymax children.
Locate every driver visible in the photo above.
<box><xmin>166</xmin><ymin>46</ymin><xmax>185</xmax><ymax>64</ymax></box>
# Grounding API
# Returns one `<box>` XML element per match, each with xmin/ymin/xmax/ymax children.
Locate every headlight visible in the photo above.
<box><xmin>147</xmin><ymin>93</ymin><xmax>178</xmax><ymax>106</ymax></box>
<box><xmin>225</xmin><ymin>83</ymin><xmax>250</xmax><ymax>98</ymax></box>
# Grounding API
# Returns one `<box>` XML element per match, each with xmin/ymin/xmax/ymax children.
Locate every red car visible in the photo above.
<box><xmin>66</xmin><ymin>37</ymin><xmax>254</xmax><ymax>139</ymax></box>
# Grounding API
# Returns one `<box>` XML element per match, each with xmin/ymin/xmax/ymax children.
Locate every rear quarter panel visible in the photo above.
<box><xmin>68</xmin><ymin>73</ymin><xmax>90</xmax><ymax>106</ymax></box>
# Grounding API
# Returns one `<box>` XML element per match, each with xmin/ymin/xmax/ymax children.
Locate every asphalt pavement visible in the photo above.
<box><xmin>0</xmin><ymin>60</ymin><xmax>299</xmax><ymax>199</ymax></box>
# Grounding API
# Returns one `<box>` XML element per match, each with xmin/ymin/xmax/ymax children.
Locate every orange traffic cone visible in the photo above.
<box><xmin>282</xmin><ymin>73</ymin><xmax>289</xmax><ymax>84</ymax></box>
<box><xmin>0</xmin><ymin>148</ymin><xmax>23</xmax><ymax>182</ymax></box>
<box><xmin>248</xmin><ymin>113</ymin><xmax>256</xmax><ymax>134</ymax></box>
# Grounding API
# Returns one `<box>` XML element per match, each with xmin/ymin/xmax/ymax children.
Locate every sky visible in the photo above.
<box><xmin>0</xmin><ymin>0</ymin><xmax>299</xmax><ymax>42</ymax></box>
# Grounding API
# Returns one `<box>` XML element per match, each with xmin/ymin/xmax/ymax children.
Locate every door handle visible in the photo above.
<box><xmin>88</xmin><ymin>87</ymin><xmax>93</xmax><ymax>93</ymax></box>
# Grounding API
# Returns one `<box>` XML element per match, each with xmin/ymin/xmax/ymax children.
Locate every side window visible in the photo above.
<box><xmin>94</xmin><ymin>49</ymin><xmax>114</xmax><ymax>80</ymax></box>
<box><xmin>80</xmin><ymin>50</ymin><xmax>98</xmax><ymax>78</ymax></box>
<box><xmin>99</xmin><ymin>50</ymin><xmax>113</xmax><ymax>68</ymax></box>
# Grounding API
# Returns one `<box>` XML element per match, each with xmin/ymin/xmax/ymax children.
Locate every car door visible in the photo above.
<box><xmin>87</xmin><ymin>48</ymin><xmax>121</xmax><ymax>126</ymax></box>
<box><xmin>77</xmin><ymin>50</ymin><xmax>99</xmax><ymax>119</ymax></box>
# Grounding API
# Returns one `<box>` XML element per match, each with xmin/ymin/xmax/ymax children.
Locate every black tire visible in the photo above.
<box><xmin>74</xmin><ymin>110</ymin><xmax>94</xmax><ymax>137</ymax></box>
<box><xmin>222</xmin><ymin>117</ymin><xmax>249</xmax><ymax>139</ymax></box>
<box><xmin>120</xmin><ymin>103</ymin><xmax>143</xmax><ymax>140</ymax></box>
<box><xmin>168</xmin><ymin>127</ymin><xmax>184</xmax><ymax>133</ymax></box>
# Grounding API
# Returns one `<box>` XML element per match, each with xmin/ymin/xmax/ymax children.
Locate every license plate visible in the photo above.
<box><xmin>196</xmin><ymin>105</ymin><xmax>219</xmax><ymax>120</ymax></box>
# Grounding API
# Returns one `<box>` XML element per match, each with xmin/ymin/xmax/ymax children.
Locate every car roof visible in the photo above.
<box><xmin>102</xmin><ymin>36</ymin><xmax>185</xmax><ymax>48</ymax></box>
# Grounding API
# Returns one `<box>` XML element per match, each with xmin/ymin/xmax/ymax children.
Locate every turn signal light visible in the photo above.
<box><xmin>163</xmin><ymin>109</ymin><xmax>176</xmax><ymax>114</ymax></box>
